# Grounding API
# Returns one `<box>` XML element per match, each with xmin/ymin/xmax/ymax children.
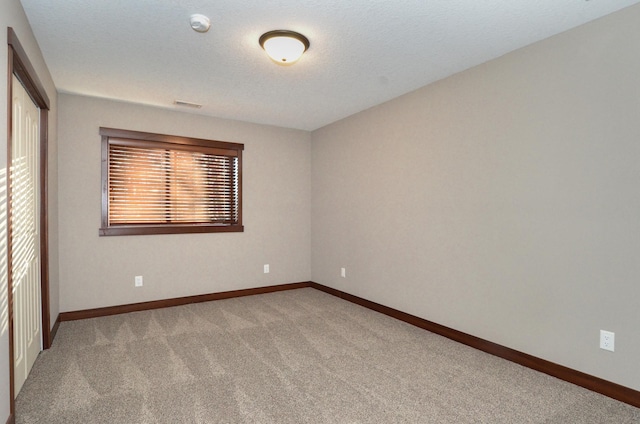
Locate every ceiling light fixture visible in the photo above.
<box><xmin>259</xmin><ymin>30</ymin><xmax>310</xmax><ymax>65</ymax></box>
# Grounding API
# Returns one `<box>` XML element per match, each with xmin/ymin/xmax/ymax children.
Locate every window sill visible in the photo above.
<box><xmin>99</xmin><ymin>224</ymin><xmax>244</xmax><ymax>237</ymax></box>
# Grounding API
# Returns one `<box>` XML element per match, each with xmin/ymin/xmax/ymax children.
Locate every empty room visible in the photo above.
<box><xmin>1</xmin><ymin>0</ymin><xmax>640</xmax><ymax>422</ymax></box>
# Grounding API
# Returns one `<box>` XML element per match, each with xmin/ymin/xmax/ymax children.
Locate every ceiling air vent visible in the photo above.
<box><xmin>174</xmin><ymin>100</ymin><xmax>203</xmax><ymax>109</ymax></box>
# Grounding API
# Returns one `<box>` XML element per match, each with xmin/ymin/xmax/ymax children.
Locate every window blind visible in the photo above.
<box><xmin>108</xmin><ymin>142</ymin><xmax>238</xmax><ymax>225</ymax></box>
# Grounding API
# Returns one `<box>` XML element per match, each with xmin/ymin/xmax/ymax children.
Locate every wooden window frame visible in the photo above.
<box><xmin>99</xmin><ymin>127</ymin><xmax>244</xmax><ymax>236</ymax></box>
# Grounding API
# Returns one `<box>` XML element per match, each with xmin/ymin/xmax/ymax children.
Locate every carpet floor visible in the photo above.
<box><xmin>16</xmin><ymin>288</ymin><xmax>640</xmax><ymax>423</ymax></box>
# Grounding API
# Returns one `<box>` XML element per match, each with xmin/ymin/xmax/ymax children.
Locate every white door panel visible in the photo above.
<box><xmin>11</xmin><ymin>75</ymin><xmax>41</xmax><ymax>396</ymax></box>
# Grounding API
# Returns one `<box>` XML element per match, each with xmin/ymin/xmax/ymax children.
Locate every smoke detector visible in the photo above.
<box><xmin>190</xmin><ymin>14</ymin><xmax>211</xmax><ymax>33</ymax></box>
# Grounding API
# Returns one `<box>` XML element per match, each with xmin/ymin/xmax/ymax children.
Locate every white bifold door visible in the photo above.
<box><xmin>11</xmin><ymin>74</ymin><xmax>42</xmax><ymax>396</ymax></box>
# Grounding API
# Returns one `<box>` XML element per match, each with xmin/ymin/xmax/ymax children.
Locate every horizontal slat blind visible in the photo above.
<box><xmin>108</xmin><ymin>142</ymin><xmax>239</xmax><ymax>226</ymax></box>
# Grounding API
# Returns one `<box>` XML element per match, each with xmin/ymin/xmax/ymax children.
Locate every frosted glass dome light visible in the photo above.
<box><xmin>259</xmin><ymin>30</ymin><xmax>310</xmax><ymax>65</ymax></box>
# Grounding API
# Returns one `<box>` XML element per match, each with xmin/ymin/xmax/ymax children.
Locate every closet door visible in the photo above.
<box><xmin>11</xmin><ymin>74</ymin><xmax>42</xmax><ymax>396</ymax></box>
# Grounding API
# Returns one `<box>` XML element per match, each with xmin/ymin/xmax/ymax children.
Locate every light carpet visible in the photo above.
<box><xmin>16</xmin><ymin>288</ymin><xmax>640</xmax><ymax>423</ymax></box>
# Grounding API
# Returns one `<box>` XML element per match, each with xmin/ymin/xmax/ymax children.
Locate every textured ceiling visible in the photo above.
<box><xmin>19</xmin><ymin>0</ymin><xmax>640</xmax><ymax>131</ymax></box>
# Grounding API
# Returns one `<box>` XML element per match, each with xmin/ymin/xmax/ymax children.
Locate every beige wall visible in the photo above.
<box><xmin>57</xmin><ymin>94</ymin><xmax>311</xmax><ymax>312</ymax></box>
<box><xmin>1</xmin><ymin>0</ymin><xmax>59</xmax><ymax>420</ymax></box>
<box><xmin>311</xmin><ymin>5</ymin><xmax>640</xmax><ymax>391</ymax></box>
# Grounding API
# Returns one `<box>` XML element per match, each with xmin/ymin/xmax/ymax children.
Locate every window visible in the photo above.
<box><xmin>100</xmin><ymin>127</ymin><xmax>243</xmax><ymax>236</ymax></box>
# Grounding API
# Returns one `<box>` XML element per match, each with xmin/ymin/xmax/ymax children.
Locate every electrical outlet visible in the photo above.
<box><xmin>340</xmin><ymin>267</ymin><xmax>346</xmax><ymax>278</ymax></box>
<box><xmin>264</xmin><ymin>264</ymin><xmax>270</xmax><ymax>274</ymax></box>
<box><xmin>600</xmin><ymin>330</ymin><xmax>615</xmax><ymax>352</ymax></box>
<box><xmin>134</xmin><ymin>275</ymin><xmax>143</xmax><ymax>287</ymax></box>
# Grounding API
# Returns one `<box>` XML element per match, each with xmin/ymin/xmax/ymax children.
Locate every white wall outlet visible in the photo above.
<box><xmin>340</xmin><ymin>267</ymin><xmax>346</xmax><ymax>278</ymax></box>
<box><xmin>134</xmin><ymin>275</ymin><xmax>143</xmax><ymax>287</ymax></box>
<box><xmin>600</xmin><ymin>330</ymin><xmax>615</xmax><ymax>352</ymax></box>
<box><xmin>264</xmin><ymin>264</ymin><xmax>270</xmax><ymax>274</ymax></box>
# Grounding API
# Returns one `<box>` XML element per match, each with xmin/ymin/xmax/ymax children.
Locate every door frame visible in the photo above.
<box><xmin>6</xmin><ymin>27</ymin><xmax>50</xmax><ymax>417</ymax></box>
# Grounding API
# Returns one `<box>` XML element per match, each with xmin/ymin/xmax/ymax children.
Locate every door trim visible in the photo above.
<box><xmin>6</xmin><ymin>27</ymin><xmax>50</xmax><ymax>416</ymax></box>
